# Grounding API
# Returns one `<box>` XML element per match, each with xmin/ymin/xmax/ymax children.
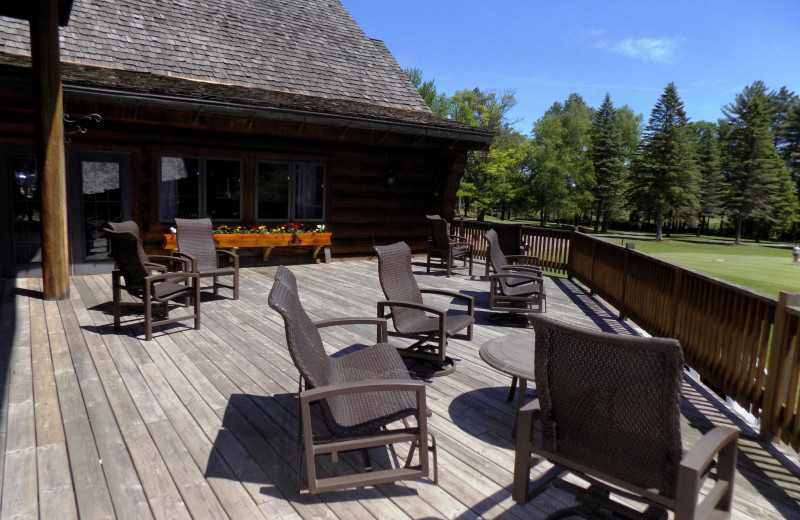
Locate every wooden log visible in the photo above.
<box><xmin>30</xmin><ymin>0</ymin><xmax>69</xmax><ymax>300</ymax></box>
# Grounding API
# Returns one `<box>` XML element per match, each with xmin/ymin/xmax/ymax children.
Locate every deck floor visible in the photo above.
<box><xmin>1</xmin><ymin>257</ymin><xmax>799</xmax><ymax>519</ymax></box>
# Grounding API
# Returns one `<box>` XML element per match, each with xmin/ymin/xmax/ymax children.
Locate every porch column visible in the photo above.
<box><xmin>30</xmin><ymin>0</ymin><xmax>70</xmax><ymax>299</ymax></box>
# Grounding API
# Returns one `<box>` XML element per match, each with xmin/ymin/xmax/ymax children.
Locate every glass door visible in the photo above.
<box><xmin>68</xmin><ymin>152</ymin><xmax>132</xmax><ymax>274</ymax></box>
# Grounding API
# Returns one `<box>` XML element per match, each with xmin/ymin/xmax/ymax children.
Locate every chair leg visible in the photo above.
<box><xmin>113</xmin><ymin>277</ymin><xmax>122</xmax><ymax>330</ymax></box>
<box><xmin>194</xmin><ymin>280</ymin><xmax>201</xmax><ymax>331</ymax></box>
<box><xmin>144</xmin><ymin>285</ymin><xmax>153</xmax><ymax>341</ymax></box>
<box><xmin>213</xmin><ymin>276</ymin><xmax>219</xmax><ymax>295</ymax></box>
<box><xmin>233</xmin><ymin>270</ymin><xmax>239</xmax><ymax>300</ymax></box>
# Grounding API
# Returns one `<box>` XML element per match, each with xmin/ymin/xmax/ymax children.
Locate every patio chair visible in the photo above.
<box><xmin>374</xmin><ymin>241</ymin><xmax>474</xmax><ymax>377</ymax></box>
<box><xmin>106</xmin><ymin>220</ymin><xmax>174</xmax><ymax>274</ymax></box>
<box><xmin>426</xmin><ymin>215</ymin><xmax>473</xmax><ymax>277</ymax></box>
<box><xmin>485</xmin><ymin>229</ymin><xmax>546</xmax><ymax>316</ymax></box>
<box><xmin>268</xmin><ymin>267</ymin><xmax>436</xmax><ymax>493</ymax></box>
<box><xmin>483</xmin><ymin>222</ymin><xmax>525</xmax><ymax>278</ymax></box>
<box><xmin>513</xmin><ymin>315</ymin><xmax>739</xmax><ymax>519</ymax></box>
<box><xmin>105</xmin><ymin>229</ymin><xmax>200</xmax><ymax>341</ymax></box>
<box><xmin>174</xmin><ymin>217</ymin><xmax>239</xmax><ymax>300</ymax></box>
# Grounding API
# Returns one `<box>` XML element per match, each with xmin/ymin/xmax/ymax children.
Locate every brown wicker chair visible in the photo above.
<box><xmin>374</xmin><ymin>242</ymin><xmax>474</xmax><ymax>377</ymax></box>
<box><xmin>268</xmin><ymin>266</ymin><xmax>435</xmax><ymax>493</ymax></box>
<box><xmin>174</xmin><ymin>217</ymin><xmax>239</xmax><ymax>299</ymax></box>
<box><xmin>105</xmin><ymin>229</ymin><xmax>200</xmax><ymax>341</ymax></box>
<box><xmin>513</xmin><ymin>315</ymin><xmax>739</xmax><ymax>519</ymax></box>
<box><xmin>485</xmin><ymin>229</ymin><xmax>546</xmax><ymax>315</ymax></box>
<box><xmin>106</xmin><ymin>220</ymin><xmax>174</xmax><ymax>274</ymax></box>
<box><xmin>483</xmin><ymin>222</ymin><xmax>524</xmax><ymax>278</ymax></box>
<box><xmin>426</xmin><ymin>215</ymin><xmax>473</xmax><ymax>277</ymax></box>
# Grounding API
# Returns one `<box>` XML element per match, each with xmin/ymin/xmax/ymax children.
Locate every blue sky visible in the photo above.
<box><xmin>341</xmin><ymin>0</ymin><xmax>800</xmax><ymax>133</ymax></box>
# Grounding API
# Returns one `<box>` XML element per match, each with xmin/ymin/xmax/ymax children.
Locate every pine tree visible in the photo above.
<box><xmin>689</xmin><ymin>121</ymin><xmax>727</xmax><ymax>235</ymax></box>
<box><xmin>590</xmin><ymin>93</ymin><xmax>626</xmax><ymax>232</ymax></box>
<box><xmin>628</xmin><ymin>83</ymin><xmax>698</xmax><ymax>240</ymax></box>
<box><xmin>722</xmin><ymin>81</ymin><xmax>796</xmax><ymax>243</ymax></box>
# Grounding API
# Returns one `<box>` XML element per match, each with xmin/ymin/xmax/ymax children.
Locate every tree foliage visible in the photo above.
<box><xmin>628</xmin><ymin>83</ymin><xmax>698</xmax><ymax>240</ymax></box>
<box><xmin>590</xmin><ymin>93</ymin><xmax>627</xmax><ymax>232</ymax></box>
<box><xmin>721</xmin><ymin>81</ymin><xmax>796</xmax><ymax>242</ymax></box>
<box><xmin>404</xmin><ymin>67</ymin><xmax>450</xmax><ymax>117</ymax></box>
<box><xmin>688</xmin><ymin>121</ymin><xmax>728</xmax><ymax>235</ymax></box>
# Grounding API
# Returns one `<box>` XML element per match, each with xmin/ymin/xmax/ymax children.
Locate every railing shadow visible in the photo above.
<box><xmin>550</xmin><ymin>277</ymin><xmax>639</xmax><ymax>335</ymax></box>
<box><xmin>0</xmin><ymin>280</ymin><xmax>27</xmax><ymax>422</ymax></box>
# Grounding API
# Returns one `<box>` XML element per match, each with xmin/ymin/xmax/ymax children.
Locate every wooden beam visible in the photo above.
<box><xmin>30</xmin><ymin>0</ymin><xmax>70</xmax><ymax>300</ymax></box>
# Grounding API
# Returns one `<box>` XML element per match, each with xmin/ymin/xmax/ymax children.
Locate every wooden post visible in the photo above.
<box><xmin>30</xmin><ymin>0</ymin><xmax>70</xmax><ymax>300</ymax></box>
<box><xmin>761</xmin><ymin>292</ymin><xmax>800</xmax><ymax>441</ymax></box>
<box><xmin>619</xmin><ymin>243</ymin><xmax>635</xmax><ymax>321</ymax></box>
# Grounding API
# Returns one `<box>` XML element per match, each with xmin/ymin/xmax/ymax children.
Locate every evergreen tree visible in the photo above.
<box><xmin>590</xmin><ymin>93</ymin><xmax>626</xmax><ymax>232</ymax></box>
<box><xmin>628</xmin><ymin>83</ymin><xmax>698</xmax><ymax>240</ymax></box>
<box><xmin>721</xmin><ymin>81</ymin><xmax>796</xmax><ymax>243</ymax></box>
<box><xmin>771</xmin><ymin>87</ymin><xmax>800</xmax><ymax>193</ymax></box>
<box><xmin>404</xmin><ymin>67</ymin><xmax>450</xmax><ymax>117</ymax></box>
<box><xmin>688</xmin><ymin>121</ymin><xmax>727</xmax><ymax>235</ymax></box>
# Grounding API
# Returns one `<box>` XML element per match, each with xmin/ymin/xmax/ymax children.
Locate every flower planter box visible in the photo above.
<box><xmin>163</xmin><ymin>232</ymin><xmax>332</xmax><ymax>262</ymax></box>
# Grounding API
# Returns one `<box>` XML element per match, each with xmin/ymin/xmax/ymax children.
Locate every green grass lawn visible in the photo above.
<box><xmin>615</xmin><ymin>239</ymin><xmax>800</xmax><ymax>297</ymax></box>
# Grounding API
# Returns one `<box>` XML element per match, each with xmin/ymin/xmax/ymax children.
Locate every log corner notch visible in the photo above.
<box><xmin>26</xmin><ymin>0</ymin><xmax>74</xmax><ymax>299</ymax></box>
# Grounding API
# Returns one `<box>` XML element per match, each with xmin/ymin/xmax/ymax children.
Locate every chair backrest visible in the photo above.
<box><xmin>530</xmin><ymin>314</ymin><xmax>684</xmax><ymax>498</ymax></box>
<box><xmin>490</xmin><ymin>222</ymin><xmax>523</xmax><ymax>256</ymax></box>
<box><xmin>268</xmin><ymin>278</ymin><xmax>331</xmax><ymax>389</ymax></box>
<box><xmin>274</xmin><ymin>265</ymin><xmax>298</xmax><ymax>294</ymax></box>
<box><xmin>107</xmin><ymin>220</ymin><xmax>150</xmax><ymax>267</ymax></box>
<box><xmin>175</xmin><ymin>217</ymin><xmax>219</xmax><ymax>271</ymax></box>
<box><xmin>374</xmin><ymin>242</ymin><xmax>425</xmax><ymax>328</ymax></box>
<box><xmin>426</xmin><ymin>215</ymin><xmax>450</xmax><ymax>255</ymax></box>
<box><xmin>485</xmin><ymin>229</ymin><xmax>510</xmax><ymax>272</ymax></box>
<box><xmin>105</xmin><ymin>229</ymin><xmax>149</xmax><ymax>296</ymax></box>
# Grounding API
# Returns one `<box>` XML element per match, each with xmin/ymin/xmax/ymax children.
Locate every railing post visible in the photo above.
<box><xmin>670</xmin><ymin>270</ymin><xmax>682</xmax><ymax>338</ymax></box>
<box><xmin>567</xmin><ymin>227</ymin><xmax>577</xmax><ymax>279</ymax></box>
<box><xmin>760</xmin><ymin>291</ymin><xmax>800</xmax><ymax>441</ymax></box>
<box><xmin>589</xmin><ymin>234</ymin><xmax>596</xmax><ymax>294</ymax></box>
<box><xmin>619</xmin><ymin>243</ymin><xmax>634</xmax><ymax>321</ymax></box>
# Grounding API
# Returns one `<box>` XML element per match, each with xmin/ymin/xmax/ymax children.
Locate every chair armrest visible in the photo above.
<box><xmin>506</xmin><ymin>254</ymin><xmax>541</xmax><ymax>265</ymax></box>
<box><xmin>377</xmin><ymin>300</ymin><xmax>446</xmax><ymax>317</ymax></box>
<box><xmin>676</xmin><ymin>426</ymin><xmax>739</xmax><ymax>520</ymax></box>
<box><xmin>145</xmin><ymin>271</ymin><xmax>199</xmax><ymax>284</ymax></box>
<box><xmin>315</xmin><ymin>317</ymin><xmax>389</xmax><ymax>343</ymax></box>
<box><xmin>147</xmin><ymin>255</ymin><xmax>191</xmax><ymax>272</ymax></box>
<box><xmin>491</xmin><ymin>272</ymin><xmax>543</xmax><ymax>283</ymax></box>
<box><xmin>216</xmin><ymin>249</ymin><xmax>239</xmax><ymax>260</ymax></box>
<box><xmin>172</xmin><ymin>251</ymin><xmax>197</xmax><ymax>271</ymax></box>
<box><xmin>448</xmin><ymin>235</ymin><xmax>469</xmax><ymax>242</ymax></box>
<box><xmin>501</xmin><ymin>265</ymin><xmax>542</xmax><ymax>275</ymax></box>
<box><xmin>419</xmin><ymin>289</ymin><xmax>475</xmax><ymax>314</ymax></box>
<box><xmin>300</xmin><ymin>379</ymin><xmax>426</xmax><ymax>404</ymax></box>
<box><xmin>144</xmin><ymin>262</ymin><xmax>169</xmax><ymax>273</ymax></box>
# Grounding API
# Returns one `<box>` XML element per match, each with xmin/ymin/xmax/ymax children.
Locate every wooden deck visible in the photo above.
<box><xmin>1</xmin><ymin>257</ymin><xmax>799</xmax><ymax>519</ymax></box>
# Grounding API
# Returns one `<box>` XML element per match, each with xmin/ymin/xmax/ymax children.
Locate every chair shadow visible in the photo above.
<box><xmin>447</xmin><ymin>387</ymin><xmax>526</xmax><ymax>449</ymax></box>
<box><xmin>205</xmin><ymin>393</ymin><xmax>425</xmax><ymax>503</ymax></box>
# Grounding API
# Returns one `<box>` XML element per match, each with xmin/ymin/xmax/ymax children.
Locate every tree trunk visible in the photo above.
<box><xmin>655</xmin><ymin>205</ymin><xmax>664</xmax><ymax>241</ymax></box>
<box><xmin>735</xmin><ymin>214</ymin><xmax>743</xmax><ymax>244</ymax></box>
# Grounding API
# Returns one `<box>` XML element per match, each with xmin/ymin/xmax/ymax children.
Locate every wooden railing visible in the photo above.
<box><xmin>569</xmin><ymin>231</ymin><xmax>800</xmax><ymax>450</ymax></box>
<box><xmin>457</xmin><ymin>220</ymin><xmax>571</xmax><ymax>275</ymax></box>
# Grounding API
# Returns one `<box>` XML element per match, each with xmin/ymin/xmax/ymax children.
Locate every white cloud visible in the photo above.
<box><xmin>609</xmin><ymin>37</ymin><xmax>678</xmax><ymax>63</ymax></box>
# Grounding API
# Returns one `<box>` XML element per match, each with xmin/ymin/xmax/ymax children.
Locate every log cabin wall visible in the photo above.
<box><xmin>0</xmin><ymin>86</ymin><xmax>480</xmax><ymax>275</ymax></box>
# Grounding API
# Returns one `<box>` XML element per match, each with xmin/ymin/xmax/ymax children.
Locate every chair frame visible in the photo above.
<box><xmin>513</xmin><ymin>316</ymin><xmax>739</xmax><ymax>519</ymax></box>
<box><xmin>374</xmin><ymin>242</ymin><xmax>474</xmax><ymax>377</ymax></box>
<box><xmin>486</xmin><ymin>229</ymin><xmax>546</xmax><ymax>314</ymax></box>
<box><xmin>268</xmin><ymin>269</ymin><xmax>436</xmax><ymax>493</ymax></box>
<box><xmin>425</xmin><ymin>215</ymin><xmax>473</xmax><ymax>277</ymax></box>
<box><xmin>174</xmin><ymin>217</ymin><xmax>240</xmax><ymax>300</ymax></box>
<box><xmin>106</xmin><ymin>229</ymin><xmax>201</xmax><ymax>341</ymax></box>
<box><xmin>107</xmin><ymin>220</ymin><xmax>174</xmax><ymax>274</ymax></box>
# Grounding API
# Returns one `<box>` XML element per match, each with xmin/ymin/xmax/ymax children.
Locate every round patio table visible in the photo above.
<box><xmin>479</xmin><ymin>332</ymin><xmax>535</xmax><ymax>414</ymax></box>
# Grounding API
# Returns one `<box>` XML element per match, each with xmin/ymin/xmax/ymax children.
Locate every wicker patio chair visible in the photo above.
<box><xmin>374</xmin><ymin>241</ymin><xmax>474</xmax><ymax>377</ymax></box>
<box><xmin>485</xmin><ymin>229</ymin><xmax>546</xmax><ymax>315</ymax></box>
<box><xmin>106</xmin><ymin>220</ymin><xmax>174</xmax><ymax>274</ymax></box>
<box><xmin>268</xmin><ymin>267</ymin><xmax>436</xmax><ymax>493</ymax></box>
<box><xmin>426</xmin><ymin>215</ymin><xmax>473</xmax><ymax>277</ymax></box>
<box><xmin>513</xmin><ymin>315</ymin><xmax>739</xmax><ymax>519</ymax></box>
<box><xmin>483</xmin><ymin>222</ymin><xmax>524</xmax><ymax>278</ymax></box>
<box><xmin>174</xmin><ymin>217</ymin><xmax>239</xmax><ymax>299</ymax></box>
<box><xmin>105</xmin><ymin>229</ymin><xmax>200</xmax><ymax>341</ymax></box>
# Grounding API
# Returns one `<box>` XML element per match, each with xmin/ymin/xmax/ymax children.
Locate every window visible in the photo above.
<box><xmin>256</xmin><ymin>161</ymin><xmax>325</xmax><ymax>222</ymax></box>
<box><xmin>159</xmin><ymin>156</ymin><xmax>241</xmax><ymax>221</ymax></box>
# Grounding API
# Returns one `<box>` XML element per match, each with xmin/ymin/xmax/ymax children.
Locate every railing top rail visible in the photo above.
<box><xmin>573</xmin><ymin>231</ymin><xmax>777</xmax><ymax>306</ymax></box>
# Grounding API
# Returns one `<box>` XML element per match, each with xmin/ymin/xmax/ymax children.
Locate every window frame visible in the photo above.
<box><xmin>255</xmin><ymin>159</ymin><xmax>326</xmax><ymax>223</ymax></box>
<box><xmin>158</xmin><ymin>155</ymin><xmax>243</xmax><ymax>223</ymax></box>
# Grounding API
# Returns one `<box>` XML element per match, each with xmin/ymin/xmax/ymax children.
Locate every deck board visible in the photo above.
<box><xmin>1</xmin><ymin>257</ymin><xmax>800</xmax><ymax>519</ymax></box>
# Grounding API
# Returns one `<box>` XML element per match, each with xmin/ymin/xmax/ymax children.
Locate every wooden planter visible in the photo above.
<box><xmin>163</xmin><ymin>232</ymin><xmax>332</xmax><ymax>262</ymax></box>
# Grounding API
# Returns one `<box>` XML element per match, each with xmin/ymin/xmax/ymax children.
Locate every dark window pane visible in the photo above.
<box><xmin>206</xmin><ymin>159</ymin><xmax>241</xmax><ymax>219</ymax></box>
<box><xmin>257</xmin><ymin>162</ymin><xmax>290</xmax><ymax>220</ymax></box>
<box><xmin>10</xmin><ymin>158</ymin><xmax>41</xmax><ymax>264</ymax></box>
<box><xmin>294</xmin><ymin>164</ymin><xmax>324</xmax><ymax>220</ymax></box>
<box><xmin>160</xmin><ymin>157</ymin><xmax>200</xmax><ymax>219</ymax></box>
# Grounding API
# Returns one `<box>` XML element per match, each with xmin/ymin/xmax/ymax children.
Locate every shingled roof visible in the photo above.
<box><xmin>0</xmin><ymin>0</ymin><xmax>491</xmax><ymax>140</ymax></box>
